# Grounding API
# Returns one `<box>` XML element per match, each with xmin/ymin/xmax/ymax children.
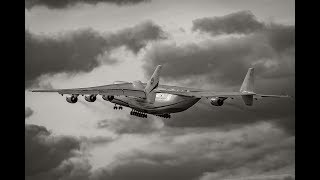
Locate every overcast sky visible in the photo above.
<box><xmin>25</xmin><ymin>0</ymin><xmax>295</xmax><ymax>180</ymax></box>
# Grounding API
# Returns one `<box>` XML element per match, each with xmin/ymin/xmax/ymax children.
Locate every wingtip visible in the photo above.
<box><xmin>282</xmin><ymin>93</ymin><xmax>293</xmax><ymax>98</ymax></box>
<box><xmin>282</xmin><ymin>94</ymin><xmax>294</xmax><ymax>99</ymax></box>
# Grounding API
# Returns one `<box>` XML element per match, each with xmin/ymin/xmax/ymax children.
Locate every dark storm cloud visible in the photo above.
<box><xmin>200</xmin><ymin>173</ymin><xmax>295</xmax><ymax>180</ymax></box>
<box><xmin>144</xmin><ymin>23</ymin><xmax>295</xmax><ymax>86</ymax></box>
<box><xmin>91</xmin><ymin>123</ymin><xmax>294</xmax><ymax>180</ymax></box>
<box><xmin>25</xmin><ymin>29</ymin><xmax>109</xmax><ymax>88</ymax></box>
<box><xmin>107</xmin><ymin>21</ymin><xmax>168</xmax><ymax>54</ymax></box>
<box><xmin>266</xmin><ymin>24</ymin><xmax>295</xmax><ymax>53</ymax></box>
<box><xmin>25</xmin><ymin>124</ymin><xmax>117</xmax><ymax>180</ymax></box>
<box><xmin>25</xmin><ymin>124</ymin><xmax>82</xmax><ymax>177</ymax></box>
<box><xmin>192</xmin><ymin>11</ymin><xmax>265</xmax><ymax>36</ymax></box>
<box><xmin>97</xmin><ymin>115</ymin><xmax>162</xmax><ymax>134</ymax></box>
<box><xmin>142</xmin><ymin>12</ymin><xmax>294</xmax><ymax>135</ymax></box>
<box><xmin>163</xmin><ymin>95</ymin><xmax>295</xmax><ymax>135</ymax></box>
<box><xmin>25</xmin><ymin>21</ymin><xmax>167</xmax><ymax>88</ymax></box>
<box><xmin>25</xmin><ymin>123</ymin><xmax>294</xmax><ymax>180</ymax></box>
<box><xmin>25</xmin><ymin>0</ymin><xmax>150</xmax><ymax>9</ymax></box>
<box><xmin>25</xmin><ymin>107</ymin><xmax>34</xmax><ymax>118</ymax></box>
<box><xmin>26</xmin><ymin>157</ymin><xmax>92</xmax><ymax>180</ymax></box>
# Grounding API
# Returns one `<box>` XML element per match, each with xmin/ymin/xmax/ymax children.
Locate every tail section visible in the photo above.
<box><xmin>241</xmin><ymin>95</ymin><xmax>254</xmax><ymax>106</ymax></box>
<box><xmin>144</xmin><ymin>65</ymin><xmax>162</xmax><ymax>103</ymax></box>
<box><xmin>240</xmin><ymin>68</ymin><xmax>254</xmax><ymax>93</ymax></box>
<box><xmin>240</xmin><ymin>68</ymin><xmax>254</xmax><ymax>106</ymax></box>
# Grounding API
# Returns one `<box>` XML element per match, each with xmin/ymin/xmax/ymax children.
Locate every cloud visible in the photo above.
<box><xmin>107</xmin><ymin>21</ymin><xmax>168</xmax><ymax>54</ymax></box>
<box><xmin>25</xmin><ymin>124</ymin><xmax>118</xmax><ymax>180</ymax></box>
<box><xmin>199</xmin><ymin>173</ymin><xmax>295</xmax><ymax>180</ymax></box>
<box><xmin>26</xmin><ymin>157</ymin><xmax>92</xmax><ymax>180</ymax></box>
<box><xmin>25</xmin><ymin>21</ymin><xmax>167</xmax><ymax>88</ymax></box>
<box><xmin>25</xmin><ymin>29</ymin><xmax>110</xmax><ymax>88</ymax></box>
<box><xmin>97</xmin><ymin>115</ymin><xmax>163</xmax><ymax>134</ymax></box>
<box><xmin>25</xmin><ymin>124</ymin><xmax>83</xmax><ymax>178</ymax></box>
<box><xmin>192</xmin><ymin>11</ymin><xmax>265</xmax><ymax>36</ymax></box>
<box><xmin>143</xmin><ymin>24</ymin><xmax>294</xmax><ymax>87</ymax></box>
<box><xmin>90</xmin><ymin>122</ymin><xmax>294</xmax><ymax>180</ymax></box>
<box><xmin>25</xmin><ymin>107</ymin><xmax>34</xmax><ymax>119</ymax></box>
<box><xmin>25</xmin><ymin>9</ymin><xmax>294</xmax><ymax>180</ymax></box>
<box><xmin>25</xmin><ymin>0</ymin><xmax>150</xmax><ymax>9</ymax></box>
<box><xmin>80</xmin><ymin>136</ymin><xmax>116</xmax><ymax>146</ymax></box>
<box><xmin>265</xmin><ymin>24</ymin><xmax>295</xmax><ymax>53</ymax></box>
<box><xmin>25</xmin><ymin>122</ymin><xmax>294</xmax><ymax>180</ymax></box>
<box><xmin>142</xmin><ymin>12</ymin><xmax>295</xmax><ymax>135</ymax></box>
<box><xmin>163</xmin><ymin>97</ymin><xmax>295</xmax><ymax>135</ymax></box>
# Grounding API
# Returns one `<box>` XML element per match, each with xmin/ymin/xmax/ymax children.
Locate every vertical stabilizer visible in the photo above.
<box><xmin>240</xmin><ymin>68</ymin><xmax>254</xmax><ymax>93</ymax></box>
<box><xmin>240</xmin><ymin>68</ymin><xmax>254</xmax><ymax>106</ymax></box>
<box><xmin>144</xmin><ymin>65</ymin><xmax>162</xmax><ymax>103</ymax></box>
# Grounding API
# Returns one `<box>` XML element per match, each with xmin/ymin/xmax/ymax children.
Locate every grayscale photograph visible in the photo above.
<box><xmin>25</xmin><ymin>0</ymin><xmax>295</xmax><ymax>179</ymax></box>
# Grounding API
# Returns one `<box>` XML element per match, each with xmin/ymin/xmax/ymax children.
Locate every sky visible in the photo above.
<box><xmin>25</xmin><ymin>0</ymin><xmax>295</xmax><ymax>180</ymax></box>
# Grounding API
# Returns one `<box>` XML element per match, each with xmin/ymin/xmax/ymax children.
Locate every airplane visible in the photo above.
<box><xmin>32</xmin><ymin>65</ymin><xmax>291</xmax><ymax>118</ymax></box>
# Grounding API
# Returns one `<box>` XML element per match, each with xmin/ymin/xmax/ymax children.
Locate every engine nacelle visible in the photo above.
<box><xmin>210</xmin><ymin>97</ymin><xmax>225</xmax><ymax>106</ymax></box>
<box><xmin>85</xmin><ymin>94</ymin><xmax>97</xmax><ymax>102</ymax></box>
<box><xmin>102</xmin><ymin>95</ymin><xmax>114</xmax><ymax>101</ymax></box>
<box><xmin>66</xmin><ymin>95</ymin><xmax>78</xmax><ymax>103</ymax></box>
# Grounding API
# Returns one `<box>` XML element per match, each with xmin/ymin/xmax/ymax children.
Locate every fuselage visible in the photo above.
<box><xmin>110</xmin><ymin>93</ymin><xmax>200</xmax><ymax>115</ymax></box>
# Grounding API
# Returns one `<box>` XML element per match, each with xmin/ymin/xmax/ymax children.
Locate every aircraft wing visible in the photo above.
<box><xmin>155</xmin><ymin>89</ymin><xmax>292</xmax><ymax>99</ymax></box>
<box><xmin>31</xmin><ymin>82</ymin><xmax>147</xmax><ymax>98</ymax></box>
<box><xmin>154</xmin><ymin>89</ymin><xmax>255</xmax><ymax>98</ymax></box>
<box><xmin>254</xmin><ymin>94</ymin><xmax>293</xmax><ymax>98</ymax></box>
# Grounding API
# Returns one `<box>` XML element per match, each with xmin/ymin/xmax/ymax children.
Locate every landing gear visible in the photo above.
<box><xmin>113</xmin><ymin>104</ymin><xmax>123</xmax><ymax>110</ymax></box>
<box><xmin>156</xmin><ymin>114</ymin><xmax>171</xmax><ymax>119</ymax></box>
<box><xmin>130</xmin><ymin>109</ymin><xmax>147</xmax><ymax>118</ymax></box>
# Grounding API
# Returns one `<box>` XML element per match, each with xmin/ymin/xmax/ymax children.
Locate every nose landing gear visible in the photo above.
<box><xmin>113</xmin><ymin>104</ymin><xmax>123</xmax><ymax>110</ymax></box>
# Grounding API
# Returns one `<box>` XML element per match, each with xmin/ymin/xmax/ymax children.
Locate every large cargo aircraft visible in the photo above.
<box><xmin>32</xmin><ymin>65</ymin><xmax>291</xmax><ymax>118</ymax></box>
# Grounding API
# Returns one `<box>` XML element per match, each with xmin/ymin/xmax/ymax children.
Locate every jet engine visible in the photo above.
<box><xmin>85</xmin><ymin>94</ymin><xmax>97</xmax><ymax>102</ymax></box>
<box><xmin>102</xmin><ymin>95</ymin><xmax>114</xmax><ymax>101</ymax></box>
<box><xmin>66</xmin><ymin>95</ymin><xmax>78</xmax><ymax>103</ymax></box>
<box><xmin>210</xmin><ymin>97</ymin><xmax>225</xmax><ymax>106</ymax></box>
